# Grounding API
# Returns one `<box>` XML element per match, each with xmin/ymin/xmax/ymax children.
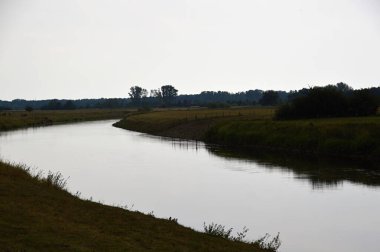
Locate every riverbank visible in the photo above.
<box><xmin>0</xmin><ymin>161</ymin><xmax>272</xmax><ymax>251</ymax></box>
<box><xmin>0</xmin><ymin>109</ymin><xmax>132</xmax><ymax>131</ymax></box>
<box><xmin>114</xmin><ymin>108</ymin><xmax>380</xmax><ymax>160</ymax></box>
<box><xmin>113</xmin><ymin>107</ymin><xmax>275</xmax><ymax>140</ymax></box>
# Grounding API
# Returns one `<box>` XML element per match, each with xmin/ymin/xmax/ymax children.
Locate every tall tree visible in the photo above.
<box><xmin>129</xmin><ymin>86</ymin><xmax>147</xmax><ymax>105</ymax></box>
<box><xmin>150</xmin><ymin>89</ymin><xmax>162</xmax><ymax>99</ymax></box>
<box><xmin>259</xmin><ymin>90</ymin><xmax>280</xmax><ymax>106</ymax></box>
<box><xmin>160</xmin><ymin>85</ymin><xmax>178</xmax><ymax>106</ymax></box>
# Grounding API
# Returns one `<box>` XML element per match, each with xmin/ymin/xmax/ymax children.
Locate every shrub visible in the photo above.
<box><xmin>276</xmin><ymin>85</ymin><xmax>379</xmax><ymax>119</ymax></box>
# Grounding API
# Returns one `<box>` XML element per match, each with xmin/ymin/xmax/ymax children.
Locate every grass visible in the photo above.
<box><xmin>0</xmin><ymin>109</ymin><xmax>132</xmax><ymax>131</ymax></box>
<box><xmin>0</xmin><ymin>161</ymin><xmax>274</xmax><ymax>252</ymax></box>
<box><xmin>114</xmin><ymin>107</ymin><xmax>380</xmax><ymax>160</ymax></box>
<box><xmin>113</xmin><ymin>107</ymin><xmax>275</xmax><ymax>140</ymax></box>
<box><xmin>205</xmin><ymin>116</ymin><xmax>380</xmax><ymax>159</ymax></box>
<box><xmin>202</xmin><ymin>222</ymin><xmax>280</xmax><ymax>250</ymax></box>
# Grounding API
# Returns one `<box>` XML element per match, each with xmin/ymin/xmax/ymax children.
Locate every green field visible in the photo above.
<box><xmin>0</xmin><ymin>109</ymin><xmax>132</xmax><ymax>131</ymax></box>
<box><xmin>115</xmin><ymin>108</ymin><xmax>380</xmax><ymax>160</ymax></box>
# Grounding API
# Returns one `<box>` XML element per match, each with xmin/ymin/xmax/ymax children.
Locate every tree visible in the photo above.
<box><xmin>129</xmin><ymin>86</ymin><xmax>147</xmax><ymax>105</ymax></box>
<box><xmin>41</xmin><ymin>99</ymin><xmax>62</xmax><ymax>110</ymax></box>
<box><xmin>259</xmin><ymin>90</ymin><xmax>280</xmax><ymax>106</ymax></box>
<box><xmin>335</xmin><ymin>82</ymin><xmax>352</xmax><ymax>93</ymax></box>
<box><xmin>160</xmin><ymin>85</ymin><xmax>178</xmax><ymax>106</ymax></box>
<box><xmin>275</xmin><ymin>85</ymin><xmax>378</xmax><ymax>119</ymax></box>
<box><xmin>150</xmin><ymin>89</ymin><xmax>162</xmax><ymax>99</ymax></box>
<box><xmin>63</xmin><ymin>100</ymin><xmax>76</xmax><ymax>110</ymax></box>
<box><xmin>348</xmin><ymin>89</ymin><xmax>378</xmax><ymax>116</ymax></box>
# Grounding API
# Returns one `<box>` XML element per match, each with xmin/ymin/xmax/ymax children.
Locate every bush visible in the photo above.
<box><xmin>276</xmin><ymin>85</ymin><xmax>379</xmax><ymax>119</ymax></box>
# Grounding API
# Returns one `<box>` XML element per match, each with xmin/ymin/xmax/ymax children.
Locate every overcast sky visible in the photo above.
<box><xmin>1</xmin><ymin>0</ymin><xmax>379</xmax><ymax>100</ymax></box>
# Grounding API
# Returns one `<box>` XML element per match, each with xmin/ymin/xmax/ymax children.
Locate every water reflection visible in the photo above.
<box><xmin>206</xmin><ymin>146</ymin><xmax>380</xmax><ymax>189</ymax></box>
<box><xmin>144</xmin><ymin>135</ymin><xmax>380</xmax><ymax>189</ymax></box>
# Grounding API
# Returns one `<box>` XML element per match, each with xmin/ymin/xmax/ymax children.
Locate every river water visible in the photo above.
<box><xmin>0</xmin><ymin>120</ymin><xmax>379</xmax><ymax>252</ymax></box>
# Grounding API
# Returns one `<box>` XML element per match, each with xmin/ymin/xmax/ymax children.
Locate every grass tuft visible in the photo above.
<box><xmin>203</xmin><ymin>222</ymin><xmax>281</xmax><ymax>251</ymax></box>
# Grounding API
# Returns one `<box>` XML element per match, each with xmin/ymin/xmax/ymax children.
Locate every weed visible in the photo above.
<box><xmin>234</xmin><ymin>226</ymin><xmax>249</xmax><ymax>242</ymax></box>
<box><xmin>203</xmin><ymin>222</ymin><xmax>233</xmax><ymax>240</ymax></box>
<box><xmin>45</xmin><ymin>171</ymin><xmax>69</xmax><ymax>189</ymax></box>
<box><xmin>122</xmin><ymin>204</ymin><xmax>135</xmax><ymax>211</ymax></box>
<box><xmin>168</xmin><ymin>217</ymin><xmax>178</xmax><ymax>223</ymax></box>
<box><xmin>253</xmin><ymin>233</ymin><xmax>281</xmax><ymax>251</ymax></box>
<box><xmin>203</xmin><ymin>222</ymin><xmax>281</xmax><ymax>251</ymax></box>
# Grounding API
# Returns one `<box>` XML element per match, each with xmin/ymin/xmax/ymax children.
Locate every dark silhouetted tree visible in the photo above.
<box><xmin>161</xmin><ymin>85</ymin><xmax>178</xmax><ymax>106</ymax></box>
<box><xmin>41</xmin><ymin>99</ymin><xmax>62</xmax><ymax>110</ymax></box>
<box><xmin>336</xmin><ymin>82</ymin><xmax>352</xmax><ymax>93</ymax></box>
<box><xmin>129</xmin><ymin>86</ymin><xmax>147</xmax><ymax>105</ymax></box>
<box><xmin>259</xmin><ymin>90</ymin><xmax>280</xmax><ymax>106</ymax></box>
<box><xmin>348</xmin><ymin>89</ymin><xmax>378</xmax><ymax>116</ymax></box>
<box><xmin>276</xmin><ymin>85</ymin><xmax>378</xmax><ymax>119</ymax></box>
<box><xmin>63</xmin><ymin>100</ymin><xmax>76</xmax><ymax>110</ymax></box>
<box><xmin>150</xmin><ymin>89</ymin><xmax>162</xmax><ymax>99</ymax></box>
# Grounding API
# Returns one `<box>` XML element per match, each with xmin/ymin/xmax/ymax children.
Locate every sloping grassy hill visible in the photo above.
<box><xmin>0</xmin><ymin>162</ymin><xmax>273</xmax><ymax>252</ymax></box>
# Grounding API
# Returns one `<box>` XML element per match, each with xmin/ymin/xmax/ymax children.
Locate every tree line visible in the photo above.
<box><xmin>0</xmin><ymin>85</ymin><xmax>287</xmax><ymax>110</ymax></box>
<box><xmin>276</xmin><ymin>83</ymin><xmax>380</xmax><ymax>119</ymax></box>
<box><xmin>0</xmin><ymin>83</ymin><xmax>379</xmax><ymax>115</ymax></box>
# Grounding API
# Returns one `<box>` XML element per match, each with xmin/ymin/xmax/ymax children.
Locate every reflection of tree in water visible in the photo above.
<box><xmin>206</xmin><ymin>146</ymin><xmax>380</xmax><ymax>189</ymax></box>
<box><xmin>152</xmin><ymin>134</ymin><xmax>380</xmax><ymax>189</ymax></box>
<box><xmin>170</xmin><ymin>139</ymin><xmax>202</xmax><ymax>152</ymax></box>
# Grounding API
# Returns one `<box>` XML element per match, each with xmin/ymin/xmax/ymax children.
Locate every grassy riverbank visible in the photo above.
<box><xmin>0</xmin><ymin>161</ymin><xmax>273</xmax><ymax>251</ymax></box>
<box><xmin>0</xmin><ymin>109</ymin><xmax>132</xmax><ymax>131</ymax></box>
<box><xmin>113</xmin><ymin>107</ymin><xmax>275</xmax><ymax>140</ymax></box>
<box><xmin>114</xmin><ymin>108</ymin><xmax>380</xmax><ymax>160</ymax></box>
<box><xmin>206</xmin><ymin>116</ymin><xmax>380</xmax><ymax>159</ymax></box>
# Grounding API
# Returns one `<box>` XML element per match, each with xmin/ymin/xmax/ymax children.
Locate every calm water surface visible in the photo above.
<box><xmin>0</xmin><ymin>120</ymin><xmax>379</xmax><ymax>252</ymax></box>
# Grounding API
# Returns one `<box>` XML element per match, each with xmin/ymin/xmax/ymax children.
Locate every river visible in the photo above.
<box><xmin>0</xmin><ymin>120</ymin><xmax>379</xmax><ymax>252</ymax></box>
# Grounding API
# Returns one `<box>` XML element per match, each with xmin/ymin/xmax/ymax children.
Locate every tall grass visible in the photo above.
<box><xmin>203</xmin><ymin>222</ymin><xmax>281</xmax><ymax>251</ymax></box>
<box><xmin>205</xmin><ymin>116</ymin><xmax>380</xmax><ymax>159</ymax></box>
<box><xmin>7</xmin><ymin>161</ymin><xmax>69</xmax><ymax>190</ymax></box>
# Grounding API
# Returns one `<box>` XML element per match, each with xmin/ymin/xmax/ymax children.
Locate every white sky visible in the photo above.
<box><xmin>1</xmin><ymin>0</ymin><xmax>379</xmax><ymax>100</ymax></box>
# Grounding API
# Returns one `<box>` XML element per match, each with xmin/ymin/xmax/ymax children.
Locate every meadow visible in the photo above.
<box><xmin>113</xmin><ymin>107</ymin><xmax>275</xmax><ymax>140</ymax></box>
<box><xmin>115</xmin><ymin>107</ymin><xmax>380</xmax><ymax>160</ymax></box>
